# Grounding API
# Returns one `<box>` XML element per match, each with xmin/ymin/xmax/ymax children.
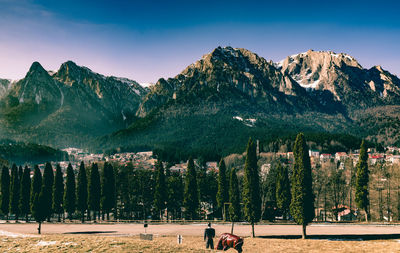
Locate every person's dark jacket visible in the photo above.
<box><xmin>204</xmin><ymin>227</ymin><xmax>215</xmax><ymax>240</ymax></box>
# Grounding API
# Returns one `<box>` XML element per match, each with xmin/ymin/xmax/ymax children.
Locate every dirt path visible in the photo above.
<box><xmin>1</xmin><ymin>222</ymin><xmax>400</xmax><ymax>237</ymax></box>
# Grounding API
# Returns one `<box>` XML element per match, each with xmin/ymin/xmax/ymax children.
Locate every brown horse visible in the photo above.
<box><xmin>216</xmin><ymin>233</ymin><xmax>244</xmax><ymax>252</ymax></box>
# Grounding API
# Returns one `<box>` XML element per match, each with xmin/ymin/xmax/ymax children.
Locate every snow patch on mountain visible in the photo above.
<box><xmin>121</xmin><ymin>110</ymin><xmax>126</xmax><ymax>120</ymax></box>
<box><xmin>233</xmin><ymin>116</ymin><xmax>257</xmax><ymax>127</ymax></box>
<box><xmin>35</xmin><ymin>92</ymin><xmax>41</xmax><ymax>104</ymax></box>
<box><xmin>140</xmin><ymin>83</ymin><xmax>154</xmax><ymax>88</ymax></box>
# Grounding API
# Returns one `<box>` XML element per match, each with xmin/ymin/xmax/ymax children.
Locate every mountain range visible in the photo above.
<box><xmin>1</xmin><ymin>46</ymin><xmax>400</xmax><ymax>158</ymax></box>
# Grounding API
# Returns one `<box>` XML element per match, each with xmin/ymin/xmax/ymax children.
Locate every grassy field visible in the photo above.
<box><xmin>1</xmin><ymin>234</ymin><xmax>400</xmax><ymax>253</ymax></box>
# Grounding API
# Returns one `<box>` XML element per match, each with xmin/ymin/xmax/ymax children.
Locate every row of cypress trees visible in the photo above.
<box><xmin>1</xmin><ymin>134</ymin><xmax>370</xmax><ymax>238</ymax></box>
<box><xmin>0</xmin><ymin>161</ymin><xmax>116</xmax><ymax>233</ymax></box>
<box><xmin>150</xmin><ymin>136</ymin><xmax>304</xmax><ymax>238</ymax></box>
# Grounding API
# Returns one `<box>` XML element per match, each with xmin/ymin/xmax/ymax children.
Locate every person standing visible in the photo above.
<box><xmin>204</xmin><ymin>223</ymin><xmax>215</xmax><ymax>249</ymax></box>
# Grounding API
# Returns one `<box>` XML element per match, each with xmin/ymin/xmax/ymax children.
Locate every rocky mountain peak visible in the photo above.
<box><xmin>136</xmin><ymin>46</ymin><xmax>313</xmax><ymax>117</ymax></box>
<box><xmin>281</xmin><ymin>49</ymin><xmax>362</xmax><ymax>72</ymax></box>
<box><xmin>0</xmin><ymin>78</ymin><xmax>12</xmax><ymax>99</ymax></box>
<box><xmin>372</xmin><ymin>65</ymin><xmax>384</xmax><ymax>73</ymax></box>
<box><xmin>26</xmin><ymin>61</ymin><xmax>49</xmax><ymax>78</ymax></box>
<box><xmin>55</xmin><ymin>60</ymin><xmax>101</xmax><ymax>85</ymax></box>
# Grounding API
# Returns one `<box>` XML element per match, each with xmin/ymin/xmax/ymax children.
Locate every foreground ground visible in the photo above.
<box><xmin>1</xmin><ymin>223</ymin><xmax>400</xmax><ymax>252</ymax></box>
<box><xmin>2</xmin><ymin>222</ymin><xmax>400</xmax><ymax>237</ymax></box>
<box><xmin>1</xmin><ymin>234</ymin><xmax>400</xmax><ymax>252</ymax></box>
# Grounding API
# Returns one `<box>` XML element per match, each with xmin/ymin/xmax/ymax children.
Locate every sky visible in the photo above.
<box><xmin>1</xmin><ymin>0</ymin><xmax>400</xmax><ymax>84</ymax></box>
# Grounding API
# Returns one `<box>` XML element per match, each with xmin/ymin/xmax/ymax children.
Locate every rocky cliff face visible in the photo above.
<box><xmin>0</xmin><ymin>61</ymin><xmax>148</xmax><ymax>147</ymax></box>
<box><xmin>0</xmin><ymin>79</ymin><xmax>11</xmax><ymax>99</ymax></box>
<box><xmin>2</xmin><ymin>46</ymin><xmax>400</xmax><ymax>149</ymax></box>
<box><xmin>137</xmin><ymin>46</ymin><xmax>316</xmax><ymax>117</ymax></box>
<box><xmin>8</xmin><ymin>62</ymin><xmax>63</xmax><ymax>106</ymax></box>
<box><xmin>279</xmin><ymin>50</ymin><xmax>400</xmax><ymax>108</ymax></box>
<box><xmin>54</xmin><ymin>61</ymin><xmax>147</xmax><ymax>122</ymax></box>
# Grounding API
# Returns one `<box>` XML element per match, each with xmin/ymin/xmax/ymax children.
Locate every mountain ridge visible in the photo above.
<box><xmin>1</xmin><ymin>46</ymin><xmax>400</xmax><ymax>154</ymax></box>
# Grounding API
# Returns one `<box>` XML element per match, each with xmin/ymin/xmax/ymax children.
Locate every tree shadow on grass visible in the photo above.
<box><xmin>257</xmin><ymin>234</ymin><xmax>400</xmax><ymax>241</ymax></box>
<box><xmin>63</xmin><ymin>231</ymin><xmax>117</xmax><ymax>235</ymax></box>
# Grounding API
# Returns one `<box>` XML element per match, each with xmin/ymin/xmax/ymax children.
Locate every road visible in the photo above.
<box><xmin>1</xmin><ymin>222</ymin><xmax>400</xmax><ymax>238</ymax></box>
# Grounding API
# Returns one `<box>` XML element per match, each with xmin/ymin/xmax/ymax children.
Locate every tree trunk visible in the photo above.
<box><xmin>37</xmin><ymin>222</ymin><xmax>41</xmax><ymax>234</ymax></box>
<box><xmin>231</xmin><ymin>222</ymin><xmax>235</xmax><ymax>234</ymax></box>
<box><xmin>81</xmin><ymin>211</ymin><xmax>85</xmax><ymax>223</ymax></box>
<box><xmin>251</xmin><ymin>222</ymin><xmax>255</xmax><ymax>238</ymax></box>
<box><xmin>302</xmin><ymin>224</ymin><xmax>307</xmax><ymax>239</ymax></box>
<box><xmin>107</xmin><ymin>212</ymin><xmax>110</xmax><ymax>220</ymax></box>
<box><xmin>58</xmin><ymin>213</ymin><xmax>61</xmax><ymax>222</ymax></box>
<box><xmin>15</xmin><ymin>214</ymin><xmax>19</xmax><ymax>222</ymax></box>
<box><xmin>365</xmin><ymin>210</ymin><xmax>368</xmax><ymax>222</ymax></box>
<box><xmin>26</xmin><ymin>213</ymin><xmax>29</xmax><ymax>223</ymax></box>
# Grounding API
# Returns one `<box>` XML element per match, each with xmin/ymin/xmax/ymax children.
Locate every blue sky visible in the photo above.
<box><xmin>1</xmin><ymin>0</ymin><xmax>399</xmax><ymax>83</ymax></box>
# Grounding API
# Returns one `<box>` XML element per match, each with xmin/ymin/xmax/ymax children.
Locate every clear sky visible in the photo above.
<box><xmin>1</xmin><ymin>0</ymin><xmax>399</xmax><ymax>84</ymax></box>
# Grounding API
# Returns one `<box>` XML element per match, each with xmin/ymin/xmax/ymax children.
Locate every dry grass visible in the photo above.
<box><xmin>1</xmin><ymin>235</ymin><xmax>400</xmax><ymax>253</ymax></box>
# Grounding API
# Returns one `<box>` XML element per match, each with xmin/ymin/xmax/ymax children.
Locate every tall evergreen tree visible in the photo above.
<box><xmin>31</xmin><ymin>165</ymin><xmax>42</xmax><ymax>215</ymax></box>
<box><xmin>167</xmin><ymin>171</ymin><xmax>184</xmax><ymax>220</ymax></box>
<box><xmin>355</xmin><ymin>140</ymin><xmax>370</xmax><ymax>222</ymax></box>
<box><xmin>10</xmin><ymin>164</ymin><xmax>20</xmax><ymax>221</ymax></box>
<box><xmin>109</xmin><ymin>164</ymin><xmax>116</xmax><ymax>219</ymax></box>
<box><xmin>101</xmin><ymin>163</ymin><xmax>116</xmax><ymax>220</ymax></box>
<box><xmin>77</xmin><ymin>162</ymin><xmax>88</xmax><ymax>223</ymax></box>
<box><xmin>0</xmin><ymin>166</ymin><xmax>10</xmax><ymax>220</ymax></box>
<box><xmin>290</xmin><ymin>133</ymin><xmax>315</xmax><ymax>239</ymax></box>
<box><xmin>217</xmin><ymin>159</ymin><xmax>229</xmax><ymax>220</ymax></box>
<box><xmin>64</xmin><ymin>163</ymin><xmax>76</xmax><ymax>220</ymax></box>
<box><xmin>53</xmin><ymin>164</ymin><xmax>64</xmax><ymax>222</ymax></box>
<box><xmin>88</xmin><ymin>163</ymin><xmax>101</xmax><ymax>221</ymax></box>
<box><xmin>42</xmin><ymin>162</ymin><xmax>54</xmax><ymax>221</ymax></box>
<box><xmin>100</xmin><ymin>163</ymin><xmax>107</xmax><ymax>220</ymax></box>
<box><xmin>243</xmin><ymin>138</ymin><xmax>261</xmax><ymax>238</ymax></box>
<box><xmin>183</xmin><ymin>158</ymin><xmax>199</xmax><ymax>220</ymax></box>
<box><xmin>115</xmin><ymin>164</ymin><xmax>132</xmax><ymax>220</ymax></box>
<box><xmin>19</xmin><ymin>166</ymin><xmax>31</xmax><ymax>222</ymax></box>
<box><xmin>276</xmin><ymin>163</ymin><xmax>291</xmax><ymax>220</ymax></box>
<box><xmin>263</xmin><ymin>164</ymin><xmax>279</xmax><ymax>221</ymax></box>
<box><xmin>153</xmin><ymin>160</ymin><xmax>167</xmax><ymax>220</ymax></box>
<box><xmin>32</xmin><ymin>186</ymin><xmax>46</xmax><ymax>234</ymax></box>
<box><xmin>229</xmin><ymin>168</ymin><xmax>241</xmax><ymax>234</ymax></box>
<box><xmin>18</xmin><ymin>166</ymin><xmax>23</xmax><ymax>184</ymax></box>
<box><xmin>198</xmin><ymin>168</ymin><xmax>218</xmax><ymax>219</ymax></box>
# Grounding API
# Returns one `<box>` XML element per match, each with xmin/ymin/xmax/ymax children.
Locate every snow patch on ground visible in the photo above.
<box><xmin>63</xmin><ymin>242</ymin><xmax>78</xmax><ymax>246</ymax></box>
<box><xmin>36</xmin><ymin>240</ymin><xmax>57</xmax><ymax>246</ymax></box>
<box><xmin>0</xmin><ymin>230</ymin><xmax>36</xmax><ymax>238</ymax></box>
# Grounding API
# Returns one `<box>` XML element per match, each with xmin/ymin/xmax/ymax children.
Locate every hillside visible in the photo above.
<box><xmin>0</xmin><ymin>61</ymin><xmax>148</xmax><ymax>147</ymax></box>
<box><xmin>2</xmin><ymin>47</ymin><xmax>400</xmax><ymax>157</ymax></box>
<box><xmin>0</xmin><ymin>139</ymin><xmax>68</xmax><ymax>165</ymax></box>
